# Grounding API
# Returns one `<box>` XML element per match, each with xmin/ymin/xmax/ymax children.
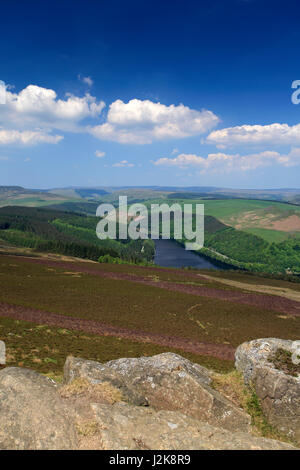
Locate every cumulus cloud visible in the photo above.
<box><xmin>2</xmin><ymin>84</ymin><xmax>104</xmax><ymax>132</ymax></box>
<box><xmin>90</xmin><ymin>99</ymin><xmax>219</xmax><ymax>144</ymax></box>
<box><xmin>0</xmin><ymin>129</ymin><xmax>63</xmax><ymax>146</ymax></box>
<box><xmin>153</xmin><ymin>148</ymin><xmax>300</xmax><ymax>173</ymax></box>
<box><xmin>206</xmin><ymin>123</ymin><xmax>300</xmax><ymax>148</ymax></box>
<box><xmin>112</xmin><ymin>160</ymin><xmax>135</xmax><ymax>167</ymax></box>
<box><xmin>95</xmin><ymin>150</ymin><xmax>106</xmax><ymax>158</ymax></box>
<box><xmin>0</xmin><ymin>83</ymin><xmax>105</xmax><ymax>146</ymax></box>
<box><xmin>0</xmin><ymin>86</ymin><xmax>219</xmax><ymax>148</ymax></box>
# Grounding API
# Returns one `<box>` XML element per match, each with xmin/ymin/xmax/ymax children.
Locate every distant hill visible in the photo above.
<box><xmin>1</xmin><ymin>185</ymin><xmax>300</xmax><ymax>211</ymax></box>
<box><xmin>46</xmin><ymin>187</ymin><xmax>108</xmax><ymax>200</ymax></box>
<box><xmin>47</xmin><ymin>201</ymin><xmax>101</xmax><ymax>215</ymax></box>
<box><xmin>46</xmin><ymin>186</ymin><xmax>300</xmax><ymax>204</ymax></box>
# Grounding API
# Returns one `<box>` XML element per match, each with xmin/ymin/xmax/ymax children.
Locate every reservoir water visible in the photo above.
<box><xmin>154</xmin><ymin>239</ymin><xmax>223</xmax><ymax>270</ymax></box>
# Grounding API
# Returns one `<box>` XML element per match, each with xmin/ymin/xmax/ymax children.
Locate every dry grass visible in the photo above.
<box><xmin>75</xmin><ymin>419</ymin><xmax>100</xmax><ymax>437</ymax></box>
<box><xmin>201</xmin><ymin>274</ymin><xmax>300</xmax><ymax>302</ymax></box>
<box><xmin>59</xmin><ymin>377</ymin><xmax>124</xmax><ymax>405</ymax></box>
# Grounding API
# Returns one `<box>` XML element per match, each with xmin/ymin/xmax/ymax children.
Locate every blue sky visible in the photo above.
<box><xmin>1</xmin><ymin>0</ymin><xmax>300</xmax><ymax>189</ymax></box>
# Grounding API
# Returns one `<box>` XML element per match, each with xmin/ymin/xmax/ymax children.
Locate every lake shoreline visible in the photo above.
<box><xmin>154</xmin><ymin>239</ymin><xmax>234</xmax><ymax>270</ymax></box>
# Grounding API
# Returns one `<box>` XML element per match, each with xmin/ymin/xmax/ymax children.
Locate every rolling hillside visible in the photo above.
<box><xmin>2</xmin><ymin>187</ymin><xmax>300</xmax><ymax>274</ymax></box>
<box><xmin>0</xmin><ymin>206</ymin><xmax>155</xmax><ymax>264</ymax></box>
<box><xmin>0</xmin><ymin>186</ymin><xmax>81</xmax><ymax>208</ymax></box>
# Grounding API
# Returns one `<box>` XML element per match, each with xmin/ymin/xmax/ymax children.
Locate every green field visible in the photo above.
<box><xmin>152</xmin><ymin>197</ymin><xmax>300</xmax><ymax>226</ymax></box>
<box><xmin>203</xmin><ymin>198</ymin><xmax>300</xmax><ymax>219</ymax></box>
<box><xmin>242</xmin><ymin>228</ymin><xmax>290</xmax><ymax>243</ymax></box>
<box><xmin>0</xmin><ymin>197</ymin><xmax>76</xmax><ymax>207</ymax></box>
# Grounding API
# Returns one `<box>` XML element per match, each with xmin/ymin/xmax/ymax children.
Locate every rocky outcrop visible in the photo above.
<box><xmin>63</xmin><ymin>356</ymin><xmax>148</xmax><ymax>406</ymax></box>
<box><xmin>0</xmin><ymin>348</ymin><xmax>298</xmax><ymax>450</ymax></box>
<box><xmin>91</xmin><ymin>401</ymin><xmax>294</xmax><ymax>450</ymax></box>
<box><xmin>0</xmin><ymin>367</ymin><xmax>78</xmax><ymax>450</ymax></box>
<box><xmin>235</xmin><ymin>338</ymin><xmax>300</xmax><ymax>444</ymax></box>
<box><xmin>235</xmin><ymin>338</ymin><xmax>299</xmax><ymax>383</ymax></box>
<box><xmin>64</xmin><ymin>352</ymin><xmax>251</xmax><ymax>433</ymax></box>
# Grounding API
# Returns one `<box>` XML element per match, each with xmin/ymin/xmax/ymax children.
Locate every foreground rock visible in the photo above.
<box><xmin>0</xmin><ymin>367</ymin><xmax>78</xmax><ymax>450</ymax></box>
<box><xmin>64</xmin><ymin>357</ymin><xmax>148</xmax><ymax>406</ymax></box>
<box><xmin>0</xmin><ymin>349</ymin><xmax>298</xmax><ymax>450</ymax></box>
<box><xmin>235</xmin><ymin>338</ymin><xmax>300</xmax><ymax>444</ymax></box>
<box><xmin>91</xmin><ymin>401</ymin><xmax>295</xmax><ymax>450</ymax></box>
<box><xmin>64</xmin><ymin>352</ymin><xmax>251</xmax><ymax>433</ymax></box>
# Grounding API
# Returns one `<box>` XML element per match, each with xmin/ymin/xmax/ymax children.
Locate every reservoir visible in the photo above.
<box><xmin>154</xmin><ymin>239</ymin><xmax>223</xmax><ymax>270</ymax></box>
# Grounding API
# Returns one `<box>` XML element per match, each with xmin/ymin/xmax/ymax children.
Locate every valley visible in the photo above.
<box><xmin>1</xmin><ymin>185</ymin><xmax>300</xmax><ymax>382</ymax></box>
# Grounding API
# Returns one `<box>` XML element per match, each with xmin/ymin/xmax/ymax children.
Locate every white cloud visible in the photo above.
<box><xmin>0</xmin><ymin>83</ymin><xmax>105</xmax><ymax>146</ymax></box>
<box><xmin>206</xmin><ymin>123</ymin><xmax>300</xmax><ymax>148</ymax></box>
<box><xmin>90</xmin><ymin>99</ymin><xmax>219</xmax><ymax>144</ymax></box>
<box><xmin>0</xmin><ymin>86</ymin><xmax>220</xmax><ymax>148</ymax></box>
<box><xmin>0</xmin><ymin>129</ymin><xmax>63</xmax><ymax>146</ymax></box>
<box><xmin>153</xmin><ymin>148</ymin><xmax>300</xmax><ymax>173</ymax></box>
<box><xmin>95</xmin><ymin>150</ymin><xmax>106</xmax><ymax>158</ymax></box>
<box><xmin>82</xmin><ymin>76</ymin><xmax>93</xmax><ymax>87</ymax></box>
<box><xmin>112</xmin><ymin>160</ymin><xmax>135</xmax><ymax>167</ymax></box>
<box><xmin>2</xmin><ymin>85</ymin><xmax>104</xmax><ymax>132</ymax></box>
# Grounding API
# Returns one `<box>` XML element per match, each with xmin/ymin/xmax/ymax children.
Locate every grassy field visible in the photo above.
<box><xmin>147</xmin><ymin>197</ymin><xmax>300</xmax><ymax>242</ymax></box>
<box><xmin>0</xmin><ymin>316</ymin><xmax>230</xmax><ymax>379</ymax></box>
<box><xmin>147</xmin><ymin>197</ymin><xmax>300</xmax><ymax>215</ymax></box>
<box><xmin>204</xmin><ymin>199</ymin><xmax>300</xmax><ymax>242</ymax></box>
<box><xmin>0</xmin><ymin>195</ymin><xmax>83</xmax><ymax>208</ymax></box>
<box><xmin>241</xmin><ymin>228</ymin><xmax>290</xmax><ymax>243</ymax></box>
<box><xmin>0</xmin><ymin>197</ymin><xmax>66</xmax><ymax>207</ymax></box>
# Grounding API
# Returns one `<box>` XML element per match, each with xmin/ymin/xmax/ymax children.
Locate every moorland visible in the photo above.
<box><xmin>0</xmin><ymin>185</ymin><xmax>300</xmax><ymax>384</ymax></box>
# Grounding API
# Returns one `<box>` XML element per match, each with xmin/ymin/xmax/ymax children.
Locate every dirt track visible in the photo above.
<box><xmin>0</xmin><ymin>302</ymin><xmax>235</xmax><ymax>361</ymax></box>
<box><xmin>19</xmin><ymin>256</ymin><xmax>300</xmax><ymax>317</ymax></box>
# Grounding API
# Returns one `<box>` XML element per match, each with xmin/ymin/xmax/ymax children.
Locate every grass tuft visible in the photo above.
<box><xmin>59</xmin><ymin>377</ymin><xmax>124</xmax><ymax>405</ymax></box>
<box><xmin>212</xmin><ymin>371</ymin><xmax>296</xmax><ymax>446</ymax></box>
<box><xmin>75</xmin><ymin>419</ymin><xmax>100</xmax><ymax>437</ymax></box>
<box><xmin>270</xmin><ymin>348</ymin><xmax>300</xmax><ymax>377</ymax></box>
